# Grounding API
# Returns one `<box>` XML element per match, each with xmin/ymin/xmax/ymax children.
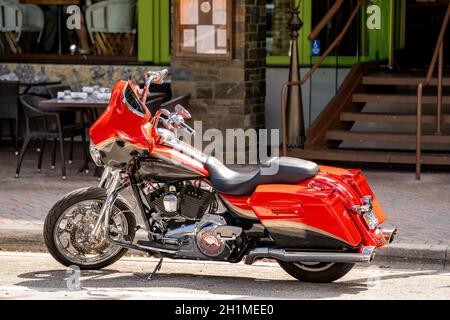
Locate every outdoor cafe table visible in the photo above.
<box><xmin>39</xmin><ymin>92</ymin><xmax>167</xmax><ymax>124</ymax></box>
<box><xmin>38</xmin><ymin>92</ymin><xmax>166</xmax><ymax>109</ymax></box>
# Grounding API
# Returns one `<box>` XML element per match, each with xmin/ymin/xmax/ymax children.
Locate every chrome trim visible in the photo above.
<box><xmin>91</xmin><ymin>169</ymin><xmax>123</xmax><ymax>237</ymax></box>
<box><xmin>381</xmin><ymin>228</ymin><xmax>397</xmax><ymax>244</ymax></box>
<box><xmin>220</xmin><ymin>198</ymin><xmax>258</xmax><ymax>220</ymax></box>
<box><xmin>98</xmin><ymin>166</ymin><xmax>112</xmax><ymax>188</ymax></box>
<box><xmin>245</xmin><ymin>246</ymin><xmax>376</xmax><ymax>265</ymax></box>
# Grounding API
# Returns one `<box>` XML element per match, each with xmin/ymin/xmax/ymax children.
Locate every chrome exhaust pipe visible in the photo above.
<box><xmin>382</xmin><ymin>228</ymin><xmax>397</xmax><ymax>244</ymax></box>
<box><xmin>245</xmin><ymin>246</ymin><xmax>376</xmax><ymax>265</ymax></box>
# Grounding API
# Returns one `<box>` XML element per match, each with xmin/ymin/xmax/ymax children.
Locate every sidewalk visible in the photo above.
<box><xmin>0</xmin><ymin>145</ymin><xmax>449</xmax><ymax>268</ymax></box>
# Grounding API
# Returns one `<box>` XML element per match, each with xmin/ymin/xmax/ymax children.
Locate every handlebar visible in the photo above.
<box><xmin>156</xmin><ymin>109</ymin><xmax>195</xmax><ymax>136</ymax></box>
<box><xmin>145</xmin><ymin>69</ymin><xmax>169</xmax><ymax>87</ymax></box>
<box><xmin>140</xmin><ymin>69</ymin><xmax>169</xmax><ymax>103</ymax></box>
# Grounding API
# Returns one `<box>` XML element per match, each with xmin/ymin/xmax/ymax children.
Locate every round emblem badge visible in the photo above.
<box><xmin>200</xmin><ymin>1</ymin><xmax>211</xmax><ymax>13</ymax></box>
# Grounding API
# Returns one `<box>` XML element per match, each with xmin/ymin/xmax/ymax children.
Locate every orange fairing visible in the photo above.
<box><xmin>90</xmin><ymin>80</ymin><xmax>150</xmax><ymax>150</ymax></box>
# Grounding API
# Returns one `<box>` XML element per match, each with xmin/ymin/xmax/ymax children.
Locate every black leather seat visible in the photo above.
<box><xmin>205</xmin><ymin>157</ymin><xmax>320</xmax><ymax>196</ymax></box>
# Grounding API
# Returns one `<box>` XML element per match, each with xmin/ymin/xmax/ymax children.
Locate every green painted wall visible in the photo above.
<box><xmin>138</xmin><ymin>0</ymin><xmax>170</xmax><ymax>64</ymax></box>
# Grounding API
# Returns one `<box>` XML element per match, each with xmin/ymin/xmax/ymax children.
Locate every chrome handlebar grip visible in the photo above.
<box><xmin>145</xmin><ymin>69</ymin><xmax>169</xmax><ymax>87</ymax></box>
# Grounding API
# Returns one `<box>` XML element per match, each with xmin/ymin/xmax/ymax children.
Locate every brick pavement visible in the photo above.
<box><xmin>0</xmin><ymin>143</ymin><xmax>449</xmax><ymax>247</ymax></box>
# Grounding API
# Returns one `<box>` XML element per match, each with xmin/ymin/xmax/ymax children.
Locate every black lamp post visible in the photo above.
<box><xmin>286</xmin><ymin>1</ymin><xmax>305</xmax><ymax>148</ymax></box>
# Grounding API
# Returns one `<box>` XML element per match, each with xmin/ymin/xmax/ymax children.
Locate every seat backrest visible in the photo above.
<box><xmin>0</xmin><ymin>0</ymin><xmax>22</xmax><ymax>37</ymax></box>
<box><xmin>160</xmin><ymin>94</ymin><xmax>191</xmax><ymax>112</ymax></box>
<box><xmin>46</xmin><ymin>84</ymin><xmax>71</xmax><ymax>99</ymax></box>
<box><xmin>0</xmin><ymin>80</ymin><xmax>19</xmax><ymax>118</ymax></box>
<box><xmin>14</xmin><ymin>2</ymin><xmax>44</xmax><ymax>42</ymax></box>
<box><xmin>86</xmin><ymin>0</ymin><xmax>136</xmax><ymax>43</ymax></box>
<box><xmin>149</xmin><ymin>82</ymin><xmax>172</xmax><ymax>102</ymax></box>
<box><xmin>145</xmin><ymin>97</ymin><xmax>164</xmax><ymax>116</ymax></box>
<box><xmin>19</xmin><ymin>95</ymin><xmax>48</xmax><ymax>119</ymax></box>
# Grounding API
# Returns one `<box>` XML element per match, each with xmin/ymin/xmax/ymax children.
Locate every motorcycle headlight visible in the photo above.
<box><xmin>89</xmin><ymin>142</ymin><xmax>103</xmax><ymax>166</ymax></box>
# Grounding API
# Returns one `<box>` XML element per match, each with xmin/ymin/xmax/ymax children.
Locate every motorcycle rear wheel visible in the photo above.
<box><xmin>278</xmin><ymin>261</ymin><xmax>354</xmax><ymax>283</ymax></box>
<box><xmin>44</xmin><ymin>187</ymin><xmax>136</xmax><ymax>270</ymax></box>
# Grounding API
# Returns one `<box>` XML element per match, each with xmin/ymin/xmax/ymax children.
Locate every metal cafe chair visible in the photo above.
<box><xmin>46</xmin><ymin>84</ymin><xmax>84</xmax><ymax>166</ymax></box>
<box><xmin>145</xmin><ymin>97</ymin><xmax>165</xmax><ymax>116</ymax></box>
<box><xmin>16</xmin><ymin>95</ymin><xmax>88</xmax><ymax>180</ymax></box>
<box><xmin>0</xmin><ymin>80</ymin><xmax>20</xmax><ymax>155</ymax></box>
<box><xmin>149</xmin><ymin>82</ymin><xmax>172</xmax><ymax>103</ymax></box>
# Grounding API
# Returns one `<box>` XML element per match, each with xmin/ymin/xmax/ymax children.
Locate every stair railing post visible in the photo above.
<box><xmin>416</xmin><ymin>83</ymin><xmax>423</xmax><ymax>181</ymax></box>
<box><xmin>437</xmin><ymin>42</ymin><xmax>443</xmax><ymax>135</ymax></box>
<box><xmin>286</xmin><ymin>2</ymin><xmax>305</xmax><ymax>149</ymax></box>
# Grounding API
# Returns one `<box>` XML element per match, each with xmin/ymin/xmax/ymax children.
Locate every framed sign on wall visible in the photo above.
<box><xmin>173</xmin><ymin>0</ymin><xmax>232</xmax><ymax>60</ymax></box>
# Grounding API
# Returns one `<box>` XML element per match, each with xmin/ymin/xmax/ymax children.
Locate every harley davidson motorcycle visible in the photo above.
<box><xmin>44</xmin><ymin>70</ymin><xmax>397</xmax><ymax>283</ymax></box>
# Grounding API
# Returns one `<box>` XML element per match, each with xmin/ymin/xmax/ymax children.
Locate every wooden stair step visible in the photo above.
<box><xmin>326</xmin><ymin>130</ymin><xmax>450</xmax><ymax>144</ymax></box>
<box><xmin>353</xmin><ymin>93</ymin><xmax>450</xmax><ymax>104</ymax></box>
<box><xmin>362</xmin><ymin>75</ymin><xmax>450</xmax><ymax>86</ymax></box>
<box><xmin>340</xmin><ymin>112</ymin><xmax>450</xmax><ymax>124</ymax></box>
<box><xmin>287</xmin><ymin>148</ymin><xmax>450</xmax><ymax>165</ymax></box>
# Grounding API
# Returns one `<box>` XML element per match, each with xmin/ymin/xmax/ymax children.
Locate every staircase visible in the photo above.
<box><xmin>289</xmin><ymin>63</ymin><xmax>450</xmax><ymax>166</ymax></box>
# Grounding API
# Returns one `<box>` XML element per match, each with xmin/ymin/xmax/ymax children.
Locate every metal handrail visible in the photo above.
<box><xmin>416</xmin><ymin>3</ymin><xmax>450</xmax><ymax>180</ymax></box>
<box><xmin>281</xmin><ymin>0</ymin><xmax>363</xmax><ymax>156</ymax></box>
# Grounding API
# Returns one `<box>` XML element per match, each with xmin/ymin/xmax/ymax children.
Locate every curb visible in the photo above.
<box><xmin>0</xmin><ymin>228</ymin><xmax>448</xmax><ymax>269</ymax></box>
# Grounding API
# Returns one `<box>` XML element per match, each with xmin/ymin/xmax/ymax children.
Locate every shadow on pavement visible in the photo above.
<box><xmin>14</xmin><ymin>268</ymin><xmax>440</xmax><ymax>299</ymax></box>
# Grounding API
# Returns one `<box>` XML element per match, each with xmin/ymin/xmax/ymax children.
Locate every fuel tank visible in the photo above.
<box><xmin>139</xmin><ymin>157</ymin><xmax>206</xmax><ymax>182</ymax></box>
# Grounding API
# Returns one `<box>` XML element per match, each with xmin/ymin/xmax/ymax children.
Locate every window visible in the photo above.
<box><xmin>266</xmin><ymin>0</ymin><xmax>292</xmax><ymax>57</ymax></box>
<box><xmin>311</xmin><ymin>0</ymin><xmax>360</xmax><ymax>57</ymax></box>
<box><xmin>0</xmin><ymin>0</ymin><xmax>170</xmax><ymax>64</ymax></box>
<box><xmin>266</xmin><ymin>0</ymin><xmax>393</xmax><ymax>66</ymax></box>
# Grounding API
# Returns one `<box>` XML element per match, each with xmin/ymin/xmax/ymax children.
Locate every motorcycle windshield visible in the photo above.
<box><xmin>123</xmin><ymin>83</ymin><xmax>146</xmax><ymax>117</ymax></box>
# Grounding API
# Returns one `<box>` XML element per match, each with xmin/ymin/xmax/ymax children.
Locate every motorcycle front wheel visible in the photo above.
<box><xmin>44</xmin><ymin>187</ymin><xmax>136</xmax><ymax>270</ymax></box>
<box><xmin>278</xmin><ymin>261</ymin><xmax>354</xmax><ymax>283</ymax></box>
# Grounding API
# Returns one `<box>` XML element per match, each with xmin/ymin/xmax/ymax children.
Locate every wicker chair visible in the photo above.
<box><xmin>0</xmin><ymin>80</ymin><xmax>20</xmax><ymax>155</ymax></box>
<box><xmin>0</xmin><ymin>0</ymin><xmax>23</xmax><ymax>54</ymax></box>
<box><xmin>145</xmin><ymin>97</ymin><xmax>164</xmax><ymax>116</ymax></box>
<box><xmin>85</xmin><ymin>0</ymin><xmax>136</xmax><ymax>56</ymax></box>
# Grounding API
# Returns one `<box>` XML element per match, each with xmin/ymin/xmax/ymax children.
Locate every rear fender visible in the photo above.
<box><xmin>300</xmin><ymin>166</ymin><xmax>387</xmax><ymax>247</ymax></box>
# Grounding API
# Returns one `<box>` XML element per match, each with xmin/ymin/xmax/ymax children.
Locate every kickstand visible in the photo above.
<box><xmin>134</xmin><ymin>258</ymin><xmax>163</xmax><ymax>282</ymax></box>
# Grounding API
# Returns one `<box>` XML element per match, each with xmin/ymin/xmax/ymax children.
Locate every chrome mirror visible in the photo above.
<box><xmin>174</xmin><ymin>104</ymin><xmax>191</xmax><ymax>120</ymax></box>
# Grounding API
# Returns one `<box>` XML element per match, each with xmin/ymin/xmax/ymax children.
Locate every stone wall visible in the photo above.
<box><xmin>171</xmin><ymin>0</ymin><xmax>267</xmax><ymax>133</ymax></box>
<box><xmin>0</xmin><ymin>63</ymin><xmax>163</xmax><ymax>90</ymax></box>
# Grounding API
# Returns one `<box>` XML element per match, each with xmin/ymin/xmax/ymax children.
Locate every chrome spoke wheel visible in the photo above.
<box><xmin>52</xmin><ymin>200</ymin><xmax>128</xmax><ymax>266</ymax></box>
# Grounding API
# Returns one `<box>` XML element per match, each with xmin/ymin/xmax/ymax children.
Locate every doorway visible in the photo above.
<box><xmin>397</xmin><ymin>0</ymin><xmax>450</xmax><ymax>68</ymax></box>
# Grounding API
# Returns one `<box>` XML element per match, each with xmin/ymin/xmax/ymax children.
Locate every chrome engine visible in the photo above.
<box><xmin>143</xmin><ymin>182</ymin><xmax>243</xmax><ymax>260</ymax></box>
<box><xmin>165</xmin><ymin>214</ymin><xmax>243</xmax><ymax>260</ymax></box>
<box><xmin>144</xmin><ymin>181</ymin><xmax>216</xmax><ymax>221</ymax></box>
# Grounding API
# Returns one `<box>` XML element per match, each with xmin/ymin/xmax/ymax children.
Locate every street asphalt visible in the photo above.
<box><xmin>0</xmin><ymin>252</ymin><xmax>449</xmax><ymax>300</ymax></box>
